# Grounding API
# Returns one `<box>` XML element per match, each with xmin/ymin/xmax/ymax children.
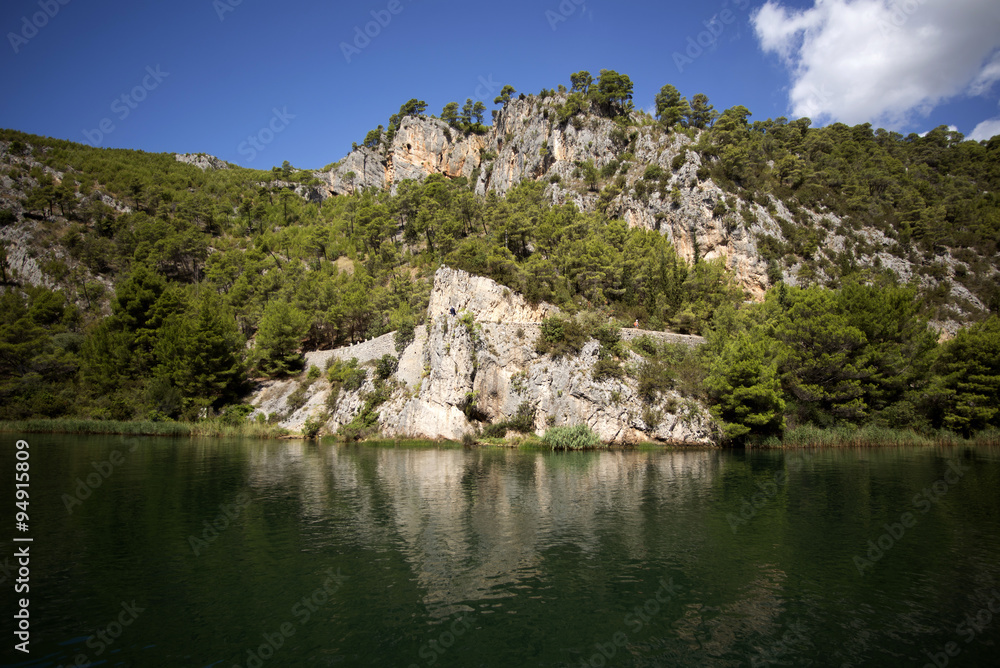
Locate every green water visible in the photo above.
<box><xmin>2</xmin><ymin>435</ymin><xmax>999</xmax><ymax>667</ymax></box>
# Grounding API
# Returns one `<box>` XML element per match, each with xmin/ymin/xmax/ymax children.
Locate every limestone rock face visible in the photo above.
<box><xmin>321</xmin><ymin>147</ymin><xmax>387</xmax><ymax>196</ymax></box>
<box><xmin>312</xmin><ymin>97</ymin><xmax>782</xmax><ymax>300</ymax></box>
<box><xmin>320</xmin><ymin>117</ymin><xmax>484</xmax><ymax>195</ymax></box>
<box><xmin>251</xmin><ymin>266</ymin><xmax>714</xmax><ymax>445</ymax></box>
<box><xmin>390</xmin><ymin>117</ymin><xmax>485</xmax><ymax>183</ymax></box>
<box><xmin>309</xmin><ymin>96</ymin><xmax>993</xmax><ymax>313</ymax></box>
<box><xmin>427</xmin><ymin>266</ymin><xmax>558</xmax><ymax>324</ymax></box>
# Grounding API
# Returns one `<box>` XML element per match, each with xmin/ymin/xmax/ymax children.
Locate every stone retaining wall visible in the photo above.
<box><xmin>304</xmin><ymin>331</ymin><xmax>397</xmax><ymax>370</ymax></box>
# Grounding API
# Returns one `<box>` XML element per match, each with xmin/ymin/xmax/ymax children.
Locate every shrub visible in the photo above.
<box><xmin>339</xmin><ymin>381</ymin><xmax>391</xmax><ymax>441</ymax></box>
<box><xmin>375</xmin><ymin>354</ymin><xmax>399</xmax><ymax>381</ymax></box>
<box><xmin>510</xmin><ymin>370</ymin><xmax>528</xmax><ymax>394</ymax></box>
<box><xmin>328</xmin><ymin>358</ymin><xmax>366</xmax><ymax>391</ymax></box>
<box><xmin>642</xmin><ymin>405</ymin><xmax>663</xmax><ymax>429</ymax></box>
<box><xmin>634</xmin><ymin>180</ymin><xmax>649</xmax><ymax>200</ymax></box>
<box><xmin>660</xmin><ymin>343</ymin><xmax>707</xmax><ymax>399</ymax></box>
<box><xmin>592</xmin><ymin>358</ymin><xmax>624</xmax><ymax>382</ymax></box>
<box><xmin>638</xmin><ymin>360</ymin><xmax>674</xmax><ymax>402</ymax></box>
<box><xmin>508</xmin><ymin>401</ymin><xmax>536</xmax><ymax>432</ymax></box>
<box><xmin>643</xmin><ymin>164</ymin><xmax>666</xmax><ymax>181</ymax></box>
<box><xmin>286</xmin><ymin>385</ymin><xmax>308</xmax><ymax>411</ymax></box>
<box><xmin>482</xmin><ymin>400</ymin><xmax>537</xmax><ymax>437</ymax></box>
<box><xmin>482</xmin><ymin>423</ymin><xmax>507</xmax><ymax>438</ymax></box>
<box><xmin>543</xmin><ymin>424</ymin><xmax>603</xmax><ymax>450</ymax></box>
<box><xmin>306</xmin><ymin>365</ymin><xmax>321</xmax><ymax>381</ymax></box>
<box><xmin>303</xmin><ymin>411</ymin><xmax>328</xmax><ymax>439</ymax></box>
<box><xmin>457</xmin><ymin>310</ymin><xmax>481</xmax><ymax>343</ymax></box>
<box><xmin>536</xmin><ymin>316</ymin><xmax>588</xmax><ymax>357</ymax></box>
<box><xmin>325</xmin><ymin>384</ymin><xmax>341</xmax><ymax>411</ymax></box>
<box><xmin>394</xmin><ymin>320</ymin><xmax>416</xmax><ymax>353</ymax></box>
<box><xmin>220</xmin><ymin>403</ymin><xmax>254</xmax><ymax>426</ymax></box>
<box><xmin>631</xmin><ymin>335</ymin><xmax>659</xmax><ymax>357</ymax></box>
<box><xmin>594</xmin><ymin>323</ymin><xmax>623</xmax><ymax>357</ymax></box>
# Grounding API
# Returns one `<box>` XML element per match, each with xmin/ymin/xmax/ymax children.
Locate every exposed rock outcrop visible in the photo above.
<box><xmin>250</xmin><ymin>266</ymin><xmax>713</xmax><ymax>444</ymax></box>
<box><xmin>320</xmin><ymin>117</ymin><xmax>484</xmax><ymax>196</ymax></box>
<box><xmin>174</xmin><ymin>153</ymin><xmax>230</xmax><ymax>171</ymax></box>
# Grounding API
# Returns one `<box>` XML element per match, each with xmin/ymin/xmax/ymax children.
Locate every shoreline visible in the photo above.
<box><xmin>3</xmin><ymin>419</ymin><xmax>998</xmax><ymax>450</ymax></box>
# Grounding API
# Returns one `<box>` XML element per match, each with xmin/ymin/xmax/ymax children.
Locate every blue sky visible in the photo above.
<box><xmin>2</xmin><ymin>0</ymin><xmax>999</xmax><ymax>170</ymax></box>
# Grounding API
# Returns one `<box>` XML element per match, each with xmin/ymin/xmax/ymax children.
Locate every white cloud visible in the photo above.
<box><xmin>751</xmin><ymin>0</ymin><xmax>1000</xmax><ymax>128</ymax></box>
<box><xmin>969</xmin><ymin>52</ymin><xmax>1000</xmax><ymax>96</ymax></box>
<box><xmin>970</xmin><ymin>117</ymin><xmax>1000</xmax><ymax>141</ymax></box>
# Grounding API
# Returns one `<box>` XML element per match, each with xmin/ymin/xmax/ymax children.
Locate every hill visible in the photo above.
<box><xmin>1</xmin><ymin>70</ymin><xmax>999</xmax><ymax>441</ymax></box>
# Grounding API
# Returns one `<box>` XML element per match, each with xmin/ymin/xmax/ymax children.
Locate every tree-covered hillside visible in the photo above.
<box><xmin>1</xmin><ymin>72</ymin><xmax>998</xmax><ymax>440</ymax></box>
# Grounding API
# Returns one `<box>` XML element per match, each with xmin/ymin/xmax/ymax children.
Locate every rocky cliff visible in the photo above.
<box><xmin>315</xmin><ymin>97</ymin><xmax>782</xmax><ymax>298</ymax></box>
<box><xmin>314</xmin><ymin>96</ymin><xmax>988</xmax><ymax>315</ymax></box>
<box><xmin>250</xmin><ymin>266</ymin><xmax>713</xmax><ymax>444</ymax></box>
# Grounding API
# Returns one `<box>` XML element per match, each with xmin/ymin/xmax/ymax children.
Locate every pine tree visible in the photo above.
<box><xmin>706</xmin><ymin>332</ymin><xmax>786</xmax><ymax>441</ymax></box>
<box><xmin>441</xmin><ymin>102</ymin><xmax>460</xmax><ymax>128</ymax></box>
<box><xmin>254</xmin><ymin>299</ymin><xmax>309</xmax><ymax>377</ymax></box>
<box><xmin>156</xmin><ymin>292</ymin><xmax>245</xmax><ymax>413</ymax></box>
<box><xmin>935</xmin><ymin>316</ymin><xmax>1000</xmax><ymax>436</ymax></box>
<box><xmin>687</xmin><ymin>93</ymin><xmax>718</xmax><ymax>129</ymax></box>
<box><xmin>654</xmin><ymin>84</ymin><xmax>689</xmax><ymax>128</ymax></box>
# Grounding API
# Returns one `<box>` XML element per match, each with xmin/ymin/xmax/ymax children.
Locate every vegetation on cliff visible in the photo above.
<box><xmin>1</xmin><ymin>69</ymin><xmax>999</xmax><ymax>442</ymax></box>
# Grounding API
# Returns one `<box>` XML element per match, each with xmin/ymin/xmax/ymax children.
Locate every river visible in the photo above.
<box><xmin>2</xmin><ymin>435</ymin><xmax>999</xmax><ymax>667</ymax></box>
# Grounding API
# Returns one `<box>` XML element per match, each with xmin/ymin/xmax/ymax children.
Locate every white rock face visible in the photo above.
<box><xmin>428</xmin><ymin>266</ymin><xmax>558</xmax><ymax>324</ymax></box>
<box><xmin>250</xmin><ymin>266</ymin><xmax>714</xmax><ymax>445</ymax></box>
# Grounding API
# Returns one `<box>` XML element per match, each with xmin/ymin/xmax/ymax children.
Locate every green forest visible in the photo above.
<box><xmin>1</xmin><ymin>71</ymin><xmax>999</xmax><ymax>443</ymax></box>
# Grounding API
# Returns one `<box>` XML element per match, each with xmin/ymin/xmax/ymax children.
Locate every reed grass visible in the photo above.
<box><xmin>0</xmin><ymin>418</ymin><xmax>288</xmax><ymax>439</ymax></box>
<box><xmin>758</xmin><ymin>424</ymin><xmax>1000</xmax><ymax>449</ymax></box>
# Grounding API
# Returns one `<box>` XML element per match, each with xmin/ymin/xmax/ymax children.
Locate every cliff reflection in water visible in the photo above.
<box><xmin>241</xmin><ymin>444</ymin><xmax>725</xmax><ymax>615</ymax></box>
